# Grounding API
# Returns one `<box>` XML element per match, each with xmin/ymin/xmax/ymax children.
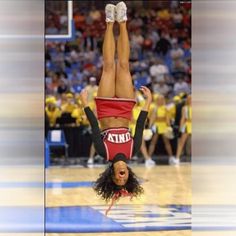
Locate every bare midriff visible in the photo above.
<box><xmin>99</xmin><ymin>117</ymin><xmax>130</xmax><ymax>131</ymax></box>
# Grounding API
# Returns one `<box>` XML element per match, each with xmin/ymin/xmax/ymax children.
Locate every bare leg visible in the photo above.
<box><xmin>116</xmin><ymin>22</ymin><xmax>135</xmax><ymax>99</ymax></box>
<box><xmin>88</xmin><ymin>144</ymin><xmax>96</xmax><ymax>160</ymax></box>
<box><xmin>148</xmin><ymin>133</ymin><xmax>158</xmax><ymax>157</ymax></box>
<box><xmin>97</xmin><ymin>23</ymin><xmax>116</xmax><ymax>98</ymax></box>
<box><xmin>176</xmin><ymin>133</ymin><xmax>189</xmax><ymax>160</ymax></box>
<box><xmin>141</xmin><ymin>139</ymin><xmax>151</xmax><ymax>160</ymax></box>
<box><xmin>185</xmin><ymin>134</ymin><xmax>191</xmax><ymax>157</ymax></box>
<box><xmin>162</xmin><ymin>135</ymin><xmax>173</xmax><ymax>157</ymax></box>
<box><xmin>87</xmin><ymin>143</ymin><xmax>96</xmax><ymax>165</ymax></box>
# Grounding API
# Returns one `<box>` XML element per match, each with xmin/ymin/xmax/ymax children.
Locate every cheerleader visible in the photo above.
<box><xmin>174</xmin><ymin>94</ymin><xmax>191</xmax><ymax>164</ymax></box>
<box><xmin>148</xmin><ymin>95</ymin><xmax>175</xmax><ymax>164</ymax></box>
<box><xmin>80</xmin><ymin>2</ymin><xmax>152</xmax><ymax>208</ymax></box>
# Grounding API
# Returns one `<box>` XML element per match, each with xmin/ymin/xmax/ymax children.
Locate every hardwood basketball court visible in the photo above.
<box><xmin>46</xmin><ymin>164</ymin><xmax>191</xmax><ymax>235</ymax></box>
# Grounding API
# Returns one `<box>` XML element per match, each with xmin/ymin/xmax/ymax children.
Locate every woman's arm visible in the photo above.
<box><xmin>132</xmin><ymin>86</ymin><xmax>152</xmax><ymax>155</ymax></box>
<box><xmin>139</xmin><ymin>86</ymin><xmax>152</xmax><ymax>112</ymax></box>
<box><xmin>132</xmin><ymin>110</ymin><xmax>148</xmax><ymax>155</ymax></box>
<box><xmin>80</xmin><ymin>90</ymin><xmax>107</xmax><ymax>158</ymax></box>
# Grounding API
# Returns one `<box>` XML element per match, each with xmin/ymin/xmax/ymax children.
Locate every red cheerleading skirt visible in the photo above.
<box><xmin>95</xmin><ymin>97</ymin><xmax>136</xmax><ymax>120</ymax></box>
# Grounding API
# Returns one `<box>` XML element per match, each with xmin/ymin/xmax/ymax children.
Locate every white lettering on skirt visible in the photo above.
<box><xmin>107</xmin><ymin>132</ymin><xmax>131</xmax><ymax>143</ymax></box>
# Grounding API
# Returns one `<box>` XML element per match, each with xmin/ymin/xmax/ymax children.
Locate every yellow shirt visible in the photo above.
<box><xmin>88</xmin><ymin>100</ymin><xmax>96</xmax><ymax>113</ymax></box>
<box><xmin>46</xmin><ymin>107</ymin><xmax>61</xmax><ymax>127</ymax></box>
<box><xmin>61</xmin><ymin>102</ymin><xmax>77</xmax><ymax>113</ymax></box>
<box><xmin>155</xmin><ymin>105</ymin><xmax>169</xmax><ymax>134</ymax></box>
<box><xmin>72</xmin><ymin>101</ymin><xmax>97</xmax><ymax>126</ymax></box>
<box><xmin>158</xmin><ymin>9</ymin><xmax>170</xmax><ymax>20</ymax></box>
<box><xmin>148</xmin><ymin>102</ymin><xmax>157</xmax><ymax>119</ymax></box>
<box><xmin>72</xmin><ymin>106</ymin><xmax>91</xmax><ymax>126</ymax></box>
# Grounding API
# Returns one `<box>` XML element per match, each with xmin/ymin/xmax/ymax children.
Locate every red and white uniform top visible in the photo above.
<box><xmin>102</xmin><ymin>128</ymin><xmax>133</xmax><ymax>161</ymax></box>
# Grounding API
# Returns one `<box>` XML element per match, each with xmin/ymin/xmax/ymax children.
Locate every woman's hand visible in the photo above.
<box><xmin>140</xmin><ymin>86</ymin><xmax>152</xmax><ymax>102</ymax></box>
<box><xmin>140</xmin><ymin>86</ymin><xmax>152</xmax><ymax>111</ymax></box>
<box><xmin>80</xmin><ymin>89</ymin><xmax>88</xmax><ymax>108</ymax></box>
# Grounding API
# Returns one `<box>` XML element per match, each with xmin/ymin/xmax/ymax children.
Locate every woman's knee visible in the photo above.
<box><xmin>163</xmin><ymin>136</ymin><xmax>169</xmax><ymax>144</ymax></box>
<box><xmin>103</xmin><ymin>61</ymin><xmax>115</xmax><ymax>72</ymax></box>
<box><xmin>118</xmin><ymin>60</ymin><xmax>130</xmax><ymax>72</ymax></box>
<box><xmin>151</xmin><ymin>135</ymin><xmax>158</xmax><ymax>145</ymax></box>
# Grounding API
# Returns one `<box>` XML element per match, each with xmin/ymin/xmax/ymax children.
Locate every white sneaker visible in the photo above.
<box><xmin>115</xmin><ymin>1</ymin><xmax>127</xmax><ymax>22</ymax></box>
<box><xmin>145</xmin><ymin>158</ymin><xmax>155</xmax><ymax>167</ymax></box>
<box><xmin>169</xmin><ymin>156</ymin><xmax>175</xmax><ymax>165</ymax></box>
<box><xmin>174</xmin><ymin>158</ymin><xmax>180</xmax><ymax>165</ymax></box>
<box><xmin>87</xmin><ymin>158</ymin><xmax>94</xmax><ymax>164</ymax></box>
<box><xmin>94</xmin><ymin>155</ymin><xmax>103</xmax><ymax>162</ymax></box>
<box><xmin>105</xmin><ymin>4</ymin><xmax>116</xmax><ymax>23</ymax></box>
<box><xmin>169</xmin><ymin>156</ymin><xmax>180</xmax><ymax>165</ymax></box>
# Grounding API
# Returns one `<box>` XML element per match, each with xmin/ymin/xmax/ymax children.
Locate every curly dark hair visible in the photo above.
<box><xmin>93</xmin><ymin>164</ymin><xmax>144</xmax><ymax>202</ymax></box>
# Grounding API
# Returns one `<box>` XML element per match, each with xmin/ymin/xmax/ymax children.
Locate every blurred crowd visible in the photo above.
<box><xmin>45</xmin><ymin>2</ymin><xmax>191</xmax><ymax>160</ymax></box>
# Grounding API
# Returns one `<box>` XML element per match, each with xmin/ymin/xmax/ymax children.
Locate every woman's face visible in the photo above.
<box><xmin>157</xmin><ymin>96</ymin><xmax>165</xmax><ymax>106</ymax></box>
<box><xmin>113</xmin><ymin>161</ymin><xmax>129</xmax><ymax>186</ymax></box>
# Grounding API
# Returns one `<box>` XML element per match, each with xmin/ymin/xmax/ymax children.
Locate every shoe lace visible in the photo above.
<box><xmin>106</xmin><ymin>7</ymin><xmax>114</xmax><ymax>19</ymax></box>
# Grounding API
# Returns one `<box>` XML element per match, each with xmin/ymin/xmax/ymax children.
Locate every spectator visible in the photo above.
<box><xmin>152</xmin><ymin>79</ymin><xmax>170</xmax><ymax>96</ymax></box>
<box><xmin>57</xmin><ymin>79</ymin><xmax>68</xmax><ymax>94</ymax></box>
<box><xmin>157</xmin><ymin>8</ymin><xmax>171</xmax><ymax>21</ymax></box>
<box><xmin>130</xmin><ymin>29</ymin><xmax>144</xmax><ymax>50</ymax></box>
<box><xmin>74</xmin><ymin>11</ymin><xmax>86</xmax><ymax>31</ymax></box>
<box><xmin>89</xmin><ymin>5</ymin><xmax>101</xmax><ymax>21</ymax></box>
<box><xmin>170</xmin><ymin>39</ymin><xmax>184</xmax><ymax>60</ymax></box>
<box><xmin>46</xmin><ymin>21</ymin><xmax>59</xmax><ymax>35</ymax></box>
<box><xmin>71</xmin><ymin>97</ymin><xmax>88</xmax><ymax>126</ymax></box>
<box><xmin>172</xmin><ymin>8</ymin><xmax>183</xmax><ymax>28</ymax></box>
<box><xmin>58</xmin><ymin>11</ymin><xmax>68</xmax><ymax>34</ymax></box>
<box><xmin>149</xmin><ymin>59</ymin><xmax>169</xmax><ymax>82</ymax></box>
<box><xmin>173</xmin><ymin>77</ymin><xmax>190</xmax><ymax>95</ymax></box>
<box><xmin>155</xmin><ymin>31</ymin><xmax>171</xmax><ymax>56</ymax></box>
<box><xmin>51</xmin><ymin>45</ymin><xmax>65</xmax><ymax>71</ymax></box>
<box><xmin>84</xmin><ymin>77</ymin><xmax>98</xmax><ymax>103</ymax></box>
<box><xmin>146</xmin><ymin>27</ymin><xmax>159</xmax><ymax>50</ymax></box>
<box><xmin>70</xmin><ymin>78</ymin><xmax>84</xmax><ymax>94</ymax></box>
<box><xmin>83</xmin><ymin>29</ymin><xmax>96</xmax><ymax>51</ymax></box>
<box><xmin>172</xmin><ymin>59</ymin><xmax>189</xmax><ymax>76</ymax></box>
<box><xmin>61</xmin><ymin>93</ymin><xmax>77</xmax><ymax>114</ymax></box>
<box><xmin>175</xmin><ymin>94</ymin><xmax>192</xmax><ymax>165</ymax></box>
<box><xmin>45</xmin><ymin>97</ymin><xmax>61</xmax><ymax>127</ymax></box>
<box><xmin>46</xmin><ymin>72</ymin><xmax>60</xmax><ymax>94</ymax></box>
<box><xmin>129</xmin><ymin>13</ymin><xmax>144</xmax><ymax>30</ymax></box>
<box><xmin>148</xmin><ymin>95</ymin><xmax>174</xmax><ymax>162</ymax></box>
<box><xmin>130</xmin><ymin>95</ymin><xmax>155</xmax><ymax>167</ymax></box>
